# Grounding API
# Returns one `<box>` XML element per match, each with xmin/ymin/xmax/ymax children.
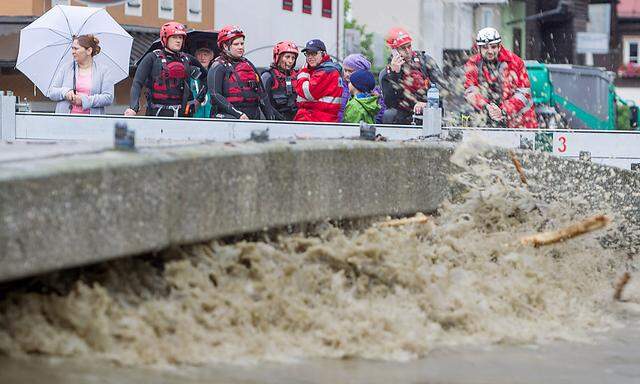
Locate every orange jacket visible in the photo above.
<box><xmin>464</xmin><ymin>47</ymin><xmax>538</xmax><ymax>128</ymax></box>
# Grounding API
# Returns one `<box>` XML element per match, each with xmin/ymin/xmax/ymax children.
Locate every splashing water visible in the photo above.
<box><xmin>0</xmin><ymin>141</ymin><xmax>638</xmax><ymax>368</ymax></box>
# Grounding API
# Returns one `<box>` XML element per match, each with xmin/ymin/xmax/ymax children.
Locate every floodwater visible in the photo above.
<box><xmin>1</xmin><ymin>139</ymin><xmax>639</xmax><ymax>383</ymax></box>
<box><xmin>2</xmin><ymin>320</ymin><xmax>640</xmax><ymax>384</ymax></box>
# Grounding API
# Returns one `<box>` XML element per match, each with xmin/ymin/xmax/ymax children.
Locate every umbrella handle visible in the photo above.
<box><xmin>69</xmin><ymin>61</ymin><xmax>76</xmax><ymax>111</ymax></box>
<box><xmin>72</xmin><ymin>61</ymin><xmax>76</xmax><ymax>94</ymax></box>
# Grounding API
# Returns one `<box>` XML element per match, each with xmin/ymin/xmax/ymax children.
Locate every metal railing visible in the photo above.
<box><xmin>3</xmin><ymin>92</ymin><xmax>640</xmax><ymax>170</ymax></box>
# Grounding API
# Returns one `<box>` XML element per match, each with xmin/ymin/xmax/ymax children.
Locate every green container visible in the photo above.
<box><xmin>526</xmin><ymin>61</ymin><xmax>552</xmax><ymax>105</ymax></box>
<box><xmin>525</xmin><ymin>61</ymin><xmax>616</xmax><ymax>130</ymax></box>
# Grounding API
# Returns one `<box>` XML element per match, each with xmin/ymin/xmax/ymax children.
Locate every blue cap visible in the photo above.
<box><xmin>349</xmin><ymin>69</ymin><xmax>375</xmax><ymax>93</ymax></box>
<box><xmin>302</xmin><ymin>39</ymin><xmax>327</xmax><ymax>53</ymax></box>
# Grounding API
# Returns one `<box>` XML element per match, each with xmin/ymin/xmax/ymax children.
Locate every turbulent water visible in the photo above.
<box><xmin>1</xmin><ymin>140</ymin><xmax>638</xmax><ymax>368</ymax></box>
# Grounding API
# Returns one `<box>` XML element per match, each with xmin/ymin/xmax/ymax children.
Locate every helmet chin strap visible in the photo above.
<box><xmin>163</xmin><ymin>40</ymin><xmax>181</xmax><ymax>54</ymax></box>
<box><xmin>224</xmin><ymin>45</ymin><xmax>241</xmax><ymax>60</ymax></box>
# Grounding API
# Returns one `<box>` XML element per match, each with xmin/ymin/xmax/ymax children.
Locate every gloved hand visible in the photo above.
<box><xmin>185</xmin><ymin>100</ymin><xmax>200</xmax><ymax>116</ymax></box>
<box><xmin>486</xmin><ymin>103</ymin><xmax>505</xmax><ymax>122</ymax></box>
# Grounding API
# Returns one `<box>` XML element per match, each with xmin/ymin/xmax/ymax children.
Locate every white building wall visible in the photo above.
<box><xmin>349</xmin><ymin>0</ymin><xmax>421</xmax><ymax>67</ymax></box>
<box><xmin>443</xmin><ymin>2</ymin><xmax>474</xmax><ymax>51</ymax></box>
<box><xmin>214</xmin><ymin>0</ymin><xmax>343</xmax><ymax>68</ymax></box>
<box><xmin>617</xmin><ymin>87</ymin><xmax>640</xmax><ymax>105</ymax></box>
<box><xmin>350</xmin><ymin>0</ymin><xmax>476</xmax><ymax>67</ymax></box>
<box><xmin>421</xmin><ymin>0</ymin><xmax>445</xmax><ymax>65</ymax></box>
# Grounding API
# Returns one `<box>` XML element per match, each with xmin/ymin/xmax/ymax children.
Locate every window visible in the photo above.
<box><xmin>513</xmin><ymin>28</ymin><xmax>522</xmax><ymax>57</ymax></box>
<box><xmin>630</xmin><ymin>43</ymin><xmax>639</xmax><ymax>64</ymax></box>
<box><xmin>158</xmin><ymin>0</ymin><xmax>174</xmax><ymax>20</ymax></box>
<box><xmin>322</xmin><ymin>0</ymin><xmax>332</xmax><ymax>18</ymax></box>
<box><xmin>51</xmin><ymin>0</ymin><xmax>70</xmax><ymax>6</ymax></box>
<box><xmin>125</xmin><ymin>0</ymin><xmax>142</xmax><ymax>17</ymax></box>
<box><xmin>624</xmin><ymin>37</ymin><xmax>640</xmax><ymax>64</ymax></box>
<box><xmin>303</xmin><ymin>0</ymin><xmax>312</xmax><ymax>14</ymax></box>
<box><xmin>187</xmin><ymin>0</ymin><xmax>202</xmax><ymax>23</ymax></box>
<box><xmin>482</xmin><ymin>9</ymin><xmax>494</xmax><ymax>29</ymax></box>
<box><xmin>283</xmin><ymin>0</ymin><xmax>293</xmax><ymax>11</ymax></box>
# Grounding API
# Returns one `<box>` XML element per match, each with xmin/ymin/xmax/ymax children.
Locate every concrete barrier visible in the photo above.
<box><xmin>0</xmin><ymin>140</ymin><xmax>458</xmax><ymax>282</ymax></box>
<box><xmin>4</xmin><ymin>139</ymin><xmax>640</xmax><ymax>283</ymax></box>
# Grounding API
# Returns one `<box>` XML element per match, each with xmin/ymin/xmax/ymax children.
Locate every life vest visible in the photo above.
<box><xmin>396</xmin><ymin>53</ymin><xmax>431</xmax><ymax>111</ymax></box>
<box><xmin>150</xmin><ymin>49</ymin><xmax>190</xmax><ymax>105</ymax></box>
<box><xmin>269</xmin><ymin>66</ymin><xmax>298</xmax><ymax>110</ymax></box>
<box><xmin>215</xmin><ymin>56</ymin><xmax>261</xmax><ymax>105</ymax></box>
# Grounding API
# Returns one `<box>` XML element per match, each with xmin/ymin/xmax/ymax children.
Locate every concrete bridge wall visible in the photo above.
<box><xmin>0</xmin><ymin>140</ymin><xmax>457</xmax><ymax>282</ymax></box>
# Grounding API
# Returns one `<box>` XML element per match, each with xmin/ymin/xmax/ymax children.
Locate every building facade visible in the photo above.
<box><xmin>0</xmin><ymin>0</ymin><xmax>215</xmax><ymax>112</ymax></box>
<box><xmin>614</xmin><ymin>0</ymin><xmax>640</xmax><ymax>103</ymax></box>
<box><xmin>349</xmin><ymin>0</ymin><xmax>528</xmax><ymax>70</ymax></box>
<box><xmin>524</xmin><ymin>0</ymin><xmax>616</xmax><ymax>67</ymax></box>
<box><xmin>215</xmin><ymin>0</ymin><xmax>344</xmax><ymax>68</ymax></box>
<box><xmin>1</xmin><ymin>0</ymin><xmax>344</xmax><ymax>112</ymax></box>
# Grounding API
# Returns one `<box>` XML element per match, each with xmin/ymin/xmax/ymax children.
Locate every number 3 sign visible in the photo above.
<box><xmin>557</xmin><ymin>135</ymin><xmax>567</xmax><ymax>153</ymax></box>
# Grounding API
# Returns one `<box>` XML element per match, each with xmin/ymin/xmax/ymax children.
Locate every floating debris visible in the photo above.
<box><xmin>520</xmin><ymin>215</ymin><xmax>610</xmax><ymax>247</ymax></box>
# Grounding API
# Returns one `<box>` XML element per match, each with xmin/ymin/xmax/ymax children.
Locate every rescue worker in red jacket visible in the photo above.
<box><xmin>380</xmin><ymin>27</ymin><xmax>444</xmax><ymax>125</ymax></box>
<box><xmin>294</xmin><ymin>39</ymin><xmax>343</xmax><ymax>122</ymax></box>
<box><xmin>261</xmin><ymin>41</ymin><xmax>299</xmax><ymax>121</ymax></box>
<box><xmin>464</xmin><ymin>27</ymin><xmax>538</xmax><ymax>128</ymax></box>
<box><xmin>207</xmin><ymin>25</ymin><xmax>273</xmax><ymax>120</ymax></box>
<box><xmin>125</xmin><ymin>22</ymin><xmax>207</xmax><ymax>117</ymax></box>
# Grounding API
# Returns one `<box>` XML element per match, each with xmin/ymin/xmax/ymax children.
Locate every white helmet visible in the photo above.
<box><xmin>476</xmin><ymin>27</ymin><xmax>501</xmax><ymax>46</ymax></box>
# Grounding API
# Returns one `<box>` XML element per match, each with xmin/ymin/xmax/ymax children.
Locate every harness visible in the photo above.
<box><xmin>149</xmin><ymin>103</ymin><xmax>182</xmax><ymax>117</ymax></box>
<box><xmin>149</xmin><ymin>49</ymin><xmax>191</xmax><ymax>108</ymax></box>
<box><xmin>215</xmin><ymin>57</ymin><xmax>261</xmax><ymax>106</ymax></box>
<box><xmin>269</xmin><ymin>66</ymin><xmax>297</xmax><ymax>111</ymax></box>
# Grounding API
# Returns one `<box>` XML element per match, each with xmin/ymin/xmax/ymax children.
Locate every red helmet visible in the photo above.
<box><xmin>386</xmin><ymin>27</ymin><xmax>412</xmax><ymax>49</ymax></box>
<box><xmin>273</xmin><ymin>40</ymin><xmax>299</xmax><ymax>64</ymax></box>
<box><xmin>217</xmin><ymin>25</ymin><xmax>245</xmax><ymax>49</ymax></box>
<box><xmin>160</xmin><ymin>22</ymin><xmax>187</xmax><ymax>47</ymax></box>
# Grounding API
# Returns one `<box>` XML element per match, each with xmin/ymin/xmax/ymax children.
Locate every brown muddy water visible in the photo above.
<box><xmin>1</xmin><ymin>140</ymin><xmax>639</xmax><ymax>383</ymax></box>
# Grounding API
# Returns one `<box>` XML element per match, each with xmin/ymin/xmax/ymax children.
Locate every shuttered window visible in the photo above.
<box><xmin>187</xmin><ymin>0</ymin><xmax>202</xmax><ymax>22</ymax></box>
<box><xmin>125</xmin><ymin>0</ymin><xmax>142</xmax><ymax>17</ymax></box>
<box><xmin>159</xmin><ymin>0</ymin><xmax>174</xmax><ymax>19</ymax></box>
<box><xmin>303</xmin><ymin>0</ymin><xmax>312</xmax><ymax>14</ymax></box>
<box><xmin>283</xmin><ymin>0</ymin><xmax>293</xmax><ymax>11</ymax></box>
<box><xmin>322</xmin><ymin>0</ymin><xmax>332</xmax><ymax>18</ymax></box>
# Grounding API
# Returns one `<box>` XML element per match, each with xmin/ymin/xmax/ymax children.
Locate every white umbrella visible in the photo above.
<box><xmin>16</xmin><ymin>5</ymin><xmax>133</xmax><ymax>97</ymax></box>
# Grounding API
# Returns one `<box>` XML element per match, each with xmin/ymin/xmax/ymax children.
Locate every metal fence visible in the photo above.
<box><xmin>2</xmin><ymin>93</ymin><xmax>640</xmax><ymax>170</ymax></box>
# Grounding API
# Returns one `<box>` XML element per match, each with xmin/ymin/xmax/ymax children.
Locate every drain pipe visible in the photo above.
<box><xmin>507</xmin><ymin>0</ymin><xmax>571</xmax><ymax>25</ymax></box>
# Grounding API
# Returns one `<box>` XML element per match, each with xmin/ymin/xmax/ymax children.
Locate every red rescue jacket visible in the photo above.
<box><xmin>294</xmin><ymin>54</ymin><xmax>343</xmax><ymax>122</ymax></box>
<box><xmin>464</xmin><ymin>47</ymin><xmax>538</xmax><ymax>128</ymax></box>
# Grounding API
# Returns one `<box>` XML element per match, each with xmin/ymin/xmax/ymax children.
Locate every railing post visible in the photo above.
<box><xmin>0</xmin><ymin>91</ymin><xmax>17</xmax><ymax>142</ymax></box>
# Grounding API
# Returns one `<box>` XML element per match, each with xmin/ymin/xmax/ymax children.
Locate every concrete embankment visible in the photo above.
<box><xmin>0</xmin><ymin>140</ymin><xmax>457</xmax><ymax>282</ymax></box>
